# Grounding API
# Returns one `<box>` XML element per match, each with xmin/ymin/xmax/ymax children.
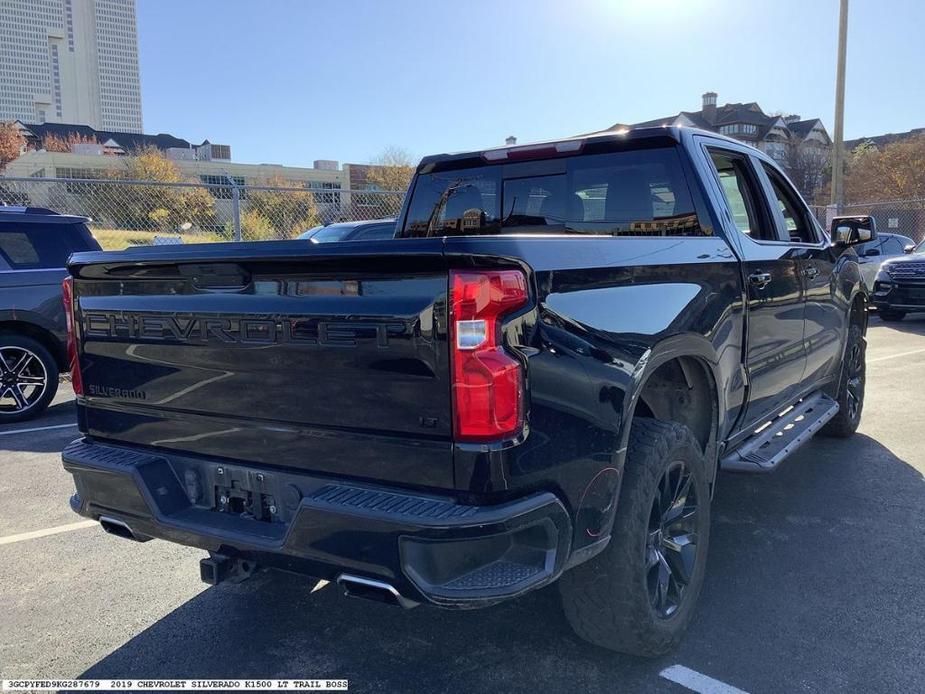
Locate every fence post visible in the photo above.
<box><xmin>228</xmin><ymin>175</ymin><xmax>242</xmax><ymax>242</ymax></box>
<box><xmin>825</xmin><ymin>204</ymin><xmax>838</xmax><ymax>231</ymax></box>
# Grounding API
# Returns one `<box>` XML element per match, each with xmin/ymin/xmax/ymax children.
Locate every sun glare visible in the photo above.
<box><xmin>607</xmin><ymin>0</ymin><xmax>708</xmax><ymax>22</ymax></box>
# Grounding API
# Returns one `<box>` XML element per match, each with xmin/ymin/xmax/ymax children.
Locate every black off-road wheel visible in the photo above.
<box><xmin>878</xmin><ymin>310</ymin><xmax>905</xmax><ymax>322</ymax></box>
<box><xmin>0</xmin><ymin>333</ymin><xmax>59</xmax><ymax>423</ymax></box>
<box><xmin>558</xmin><ymin>418</ymin><xmax>710</xmax><ymax>657</ymax></box>
<box><xmin>821</xmin><ymin>322</ymin><xmax>865</xmax><ymax>438</ymax></box>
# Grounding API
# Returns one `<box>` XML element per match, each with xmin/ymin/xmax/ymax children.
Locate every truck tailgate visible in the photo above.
<box><xmin>69</xmin><ymin>241</ymin><xmax>455</xmax><ymax>488</ymax></box>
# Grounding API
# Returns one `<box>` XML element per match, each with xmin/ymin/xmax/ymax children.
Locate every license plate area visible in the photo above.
<box><xmin>212</xmin><ymin>466</ymin><xmax>279</xmax><ymax>523</ymax></box>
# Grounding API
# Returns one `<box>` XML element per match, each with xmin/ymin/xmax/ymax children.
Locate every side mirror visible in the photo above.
<box><xmin>831</xmin><ymin>215</ymin><xmax>877</xmax><ymax>248</ymax></box>
<box><xmin>863</xmin><ymin>248</ymin><xmax>881</xmax><ymax>257</ymax></box>
<box><xmin>904</xmin><ymin>244</ymin><xmax>916</xmax><ymax>254</ymax></box>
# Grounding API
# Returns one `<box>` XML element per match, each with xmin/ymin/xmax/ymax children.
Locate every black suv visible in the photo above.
<box><xmin>870</xmin><ymin>237</ymin><xmax>925</xmax><ymax>320</ymax></box>
<box><xmin>0</xmin><ymin>207</ymin><xmax>100</xmax><ymax>421</ymax></box>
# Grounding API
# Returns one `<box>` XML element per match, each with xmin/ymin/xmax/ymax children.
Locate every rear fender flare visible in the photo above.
<box><xmin>620</xmin><ymin>334</ymin><xmax>724</xmax><ymax>452</ymax></box>
<box><xmin>581</xmin><ymin>334</ymin><xmax>723</xmax><ymax>547</ymax></box>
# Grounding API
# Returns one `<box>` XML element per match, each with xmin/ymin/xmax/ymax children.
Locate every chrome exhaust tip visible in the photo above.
<box><xmin>99</xmin><ymin>515</ymin><xmax>149</xmax><ymax>542</ymax></box>
<box><xmin>336</xmin><ymin>574</ymin><xmax>418</xmax><ymax>609</ymax></box>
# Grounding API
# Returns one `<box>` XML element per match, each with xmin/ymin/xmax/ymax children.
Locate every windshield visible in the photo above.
<box><xmin>401</xmin><ymin>147</ymin><xmax>705</xmax><ymax>238</ymax></box>
<box><xmin>306</xmin><ymin>224</ymin><xmax>355</xmax><ymax>243</ymax></box>
<box><xmin>297</xmin><ymin>225</ymin><xmax>324</xmax><ymax>240</ymax></box>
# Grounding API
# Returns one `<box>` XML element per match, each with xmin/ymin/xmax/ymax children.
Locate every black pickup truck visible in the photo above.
<box><xmin>61</xmin><ymin>127</ymin><xmax>875</xmax><ymax>656</ymax></box>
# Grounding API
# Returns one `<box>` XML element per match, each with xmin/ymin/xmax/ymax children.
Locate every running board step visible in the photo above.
<box><xmin>721</xmin><ymin>392</ymin><xmax>839</xmax><ymax>473</ymax></box>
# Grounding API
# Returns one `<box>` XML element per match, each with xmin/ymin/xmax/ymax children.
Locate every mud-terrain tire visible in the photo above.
<box><xmin>559</xmin><ymin>418</ymin><xmax>710</xmax><ymax>656</ymax></box>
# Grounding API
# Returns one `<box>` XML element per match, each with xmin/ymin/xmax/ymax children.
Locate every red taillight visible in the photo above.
<box><xmin>61</xmin><ymin>276</ymin><xmax>83</xmax><ymax>396</ymax></box>
<box><xmin>449</xmin><ymin>269</ymin><xmax>528</xmax><ymax>442</ymax></box>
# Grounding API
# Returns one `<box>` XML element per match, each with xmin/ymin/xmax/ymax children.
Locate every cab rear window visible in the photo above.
<box><xmin>402</xmin><ymin>147</ymin><xmax>707</xmax><ymax>238</ymax></box>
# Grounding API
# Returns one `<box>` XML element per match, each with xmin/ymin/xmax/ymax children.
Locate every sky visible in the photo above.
<box><xmin>137</xmin><ymin>0</ymin><xmax>925</xmax><ymax>167</ymax></box>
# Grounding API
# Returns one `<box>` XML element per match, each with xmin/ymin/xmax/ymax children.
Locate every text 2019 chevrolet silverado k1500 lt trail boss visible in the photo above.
<box><xmin>61</xmin><ymin>127</ymin><xmax>875</xmax><ymax>656</ymax></box>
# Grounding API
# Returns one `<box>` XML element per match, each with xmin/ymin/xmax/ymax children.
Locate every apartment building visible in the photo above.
<box><xmin>607</xmin><ymin>92</ymin><xmax>831</xmax><ymax>166</ymax></box>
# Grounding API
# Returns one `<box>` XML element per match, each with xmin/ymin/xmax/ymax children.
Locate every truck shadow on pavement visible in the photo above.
<box><xmin>74</xmin><ymin>434</ymin><xmax>925</xmax><ymax>693</ymax></box>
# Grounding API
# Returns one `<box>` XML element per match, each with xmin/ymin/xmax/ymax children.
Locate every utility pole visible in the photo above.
<box><xmin>830</xmin><ymin>0</ymin><xmax>849</xmax><ymax>210</ymax></box>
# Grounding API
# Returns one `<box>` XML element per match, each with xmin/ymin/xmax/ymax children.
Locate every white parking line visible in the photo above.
<box><xmin>868</xmin><ymin>347</ymin><xmax>925</xmax><ymax>364</ymax></box>
<box><xmin>0</xmin><ymin>422</ymin><xmax>77</xmax><ymax>437</ymax></box>
<box><xmin>0</xmin><ymin>520</ymin><xmax>97</xmax><ymax>546</ymax></box>
<box><xmin>660</xmin><ymin>665</ymin><xmax>749</xmax><ymax>694</ymax></box>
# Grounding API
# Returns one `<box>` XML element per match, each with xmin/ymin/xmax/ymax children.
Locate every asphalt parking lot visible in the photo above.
<box><xmin>1</xmin><ymin>315</ymin><xmax>924</xmax><ymax>694</ymax></box>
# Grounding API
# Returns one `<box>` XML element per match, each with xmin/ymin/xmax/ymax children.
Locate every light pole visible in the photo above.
<box><xmin>830</xmin><ymin>0</ymin><xmax>849</xmax><ymax>210</ymax></box>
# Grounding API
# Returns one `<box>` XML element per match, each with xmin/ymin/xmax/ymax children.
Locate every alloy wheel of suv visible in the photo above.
<box><xmin>0</xmin><ymin>335</ymin><xmax>59</xmax><ymax>422</ymax></box>
<box><xmin>0</xmin><ymin>346</ymin><xmax>48</xmax><ymax>414</ymax></box>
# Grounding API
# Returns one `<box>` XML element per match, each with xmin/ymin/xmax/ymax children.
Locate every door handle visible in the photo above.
<box><xmin>804</xmin><ymin>265</ymin><xmax>819</xmax><ymax>279</ymax></box>
<box><xmin>748</xmin><ymin>271</ymin><xmax>772</xmax><ymax>289</ymax></box>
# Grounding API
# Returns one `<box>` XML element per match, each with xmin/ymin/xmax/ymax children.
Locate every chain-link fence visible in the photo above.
<box><xmin>841</xmin><ymin>200</ymin><xmax>925</xmax><ymax>244</ymax></box>
<box><xmin>810</xmin><ymin>200</ymin><xmax>925</xmax><ymax>244</ymax></box>
<box><xmin>809</xmin><ymin>205</ymin><xmax>827</xmax><ymax>227</ymax></box>
<box><xmin>3</xmin><ymin>174</ymin><xmax>924</xmax><ymax>249</ymax></box>
<box><xmin>0</xmin><ymin>176</ymin><xmax>405</xmax><ymax>249</ymax></box>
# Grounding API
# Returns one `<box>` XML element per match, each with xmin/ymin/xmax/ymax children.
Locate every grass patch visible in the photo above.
<box><xmin>91</xmin><ymin>228</ymin><xmax>224</xmax><ymax>251</ymax></box>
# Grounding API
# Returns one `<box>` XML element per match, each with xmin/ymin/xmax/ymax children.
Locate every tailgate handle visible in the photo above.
<box><xmin>185</xmin><ymin>264</ymin><xmax>250</xmax><ymax>291</ymax></box>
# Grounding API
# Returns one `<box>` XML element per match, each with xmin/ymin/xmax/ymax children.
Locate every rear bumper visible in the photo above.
<box><xmin>63</xmin><ymin>438</ymin><xmax>572</xmax><ymax>608</ymax></box>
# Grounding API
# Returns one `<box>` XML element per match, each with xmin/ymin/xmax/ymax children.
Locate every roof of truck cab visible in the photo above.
<box><xmin>416</xmin><ymin>125</ymin><xmax>745</xmax><ymax>171</ymax></box>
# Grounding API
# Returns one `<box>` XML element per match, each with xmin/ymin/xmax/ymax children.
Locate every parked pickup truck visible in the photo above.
<box><xmin>61</xmin><ymin>127</ymin><xmax>875</xmax><ymax>656</ymax></box>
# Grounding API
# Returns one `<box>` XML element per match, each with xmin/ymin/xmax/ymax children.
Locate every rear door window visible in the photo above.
<box><xmin>402</xmin><ymin>147</ymin><xmax>707</xmax><ymax>237</ymax></box>
<box><xmin>0</xmin><ymin>222</ymin><xmax>87</xmax><ymax>269</ymax></box>
<box><xmin>706</xmin><ymin>149</ymin><xmax>776</xmax><ymax>241</ymax></box>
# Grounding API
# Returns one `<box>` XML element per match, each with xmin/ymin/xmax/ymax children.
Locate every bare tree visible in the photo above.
<box><xmin>366</xmin><ymin>146</ymin><xmax>414</xmax><ymax>192</ymax></box>
<box><xmin>785</xmin><ymin>138</ymin><xmax>830</xmax><ymax>205</ymax></box>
